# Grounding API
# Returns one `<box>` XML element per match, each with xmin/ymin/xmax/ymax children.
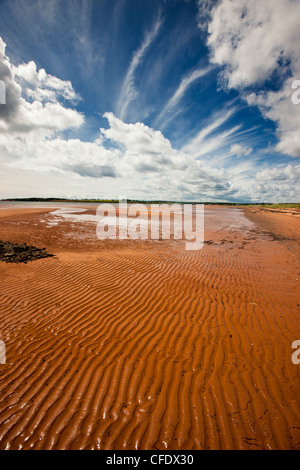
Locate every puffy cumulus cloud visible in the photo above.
<box><xmin>253</xmin><ymin>164</ymin><xmax>300</xmax><ymax>202</ymax></box>
<box><xmin>71</xmin><ymin>164</ymin><xmax>117</xmax><ymax>178</ymax></box>
<box><xmin>1</xmin><ymin>35</ymin><xmax>299</xmax><ymax>202</ymax></box>
<box><xmin>0</xmin><ymin>37</ymin><xmax>22</xmax><ymax>121</ymax></box>
<box><xmin>12</xmin><ymin>61</ymin><xmax>79</xmax><ymax>103</ymax></box>
<box><xmin>3</xmin><ymin>134</ymin><xmax>119</xmax><ymax>176</ymax></box>
<box><xmin>197</xmin><ymin>0</ymin><xmax>219</xmax><ymax>33</ymax></box>
<box><xmin>247</xmin><ymin>83</ymin><xmax>300</xmax><ymax>158</ymax></box>
<box><xmin>102</xmin><ymin>112</ymin><xmax>173</xmax><ymax>155</ymax></box>
<box><xmin>205</xmin><ymin>0</ymin><xmax>300</xmax><ymax>88</ymax></box>
<box><xmin>255</xmin><ymin>164</ymin><xmax>300</xmax><ymax>183</ymax></box>
<box><xmin>97</xmin><ymin>113</ymin><xmax>243</xmax><ymax>201</ymax></box>
<box><xmin>229</xmin><ymin>144</ymin><xmax>252</xmax><ymax>158</ymax></box>
<box><xmin>139</xmin><ymin>164</ymin><xmax>237</xmax><ymax>202</ymax></box>
<box><xmin>0</xmin><ymin>100</ymin><xmax>84</xmax><ymax>135</ymax></box>
<box><xmin>100</xmin><ymin>112</ymin><xmax>180</xmax><ymax>173</ymax></box>
<box><xmin>0</xmin><ymin>37</ymin><xmax>84</xmax><ymax>135</ymax></box>
<box><xmin>181</xmin><ymin>160</ymin><xmax>234</xmax><ymax>194</ymax></box>
<box><xmin>2</xmin><ymin>104</ymin><xmax>241</xmax><ymax>200</ymax></box>
<box><xmin>1</xmin><ymin>103</ymin><xmax>299</xmax><ymax>202</ymax></box>
<box><xmin>0</xmin><ymin>36</ymin><xmax>118</xmax><ymax>183</ymax></box>
<box><xmin>202</xmin><ymin>0</ymin><xmax>300</xmax><ymax>158</ymax></box>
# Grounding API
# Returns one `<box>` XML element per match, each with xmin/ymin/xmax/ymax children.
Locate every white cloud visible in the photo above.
<box><xmin>182</xmin><ymin>106</ymin><xmax>240</xmax><ymax>158</ymax></box>
<box><xmin>13</xmin><ymin>60</ymin><xmax>79</xmax><ymax>103</ymax></box>
<box><xmin>203</xmin><ymin>0</ymin><xmax>300</xmax><ymax>157</ymax></box>
<box><xmin>206</xmin><ymin>0</ymin><xmax>300</xmax><ymax>89</ymax></box>
<box><xmin>6</xmin><ymin>100</ymin><xmax>84</xmax><ymax>134</ymax></box>
<box><xmin>256</xmin><ymin>164</ymin><xmax>300</xmax><ymax>183</ymax></box>
<box><xmin>0</xmin><ymin>33</ymin><xmax>299</xmax><ymax>203</ymax></box>
<box><xmin>117</xmin><ymin>16</ymin><xmax>162</xmax><ymax>121</ymax></box>
<box><xmin>5</xmin><ymin>134</ymin><xmax>119</xmax><ymax>178</ymax></box>
<box><xmin>0</xmin><ymin>38</ymin><xmax>84</xmax><ymax>135</ymax></box>
<box><xmin>230</xmin><ymin>143</ymin><xmax>252</xmax><ymax>158</ymax></box>
<box><xmin>100</xmin><ymin>112</ymin><xmax>182</xmax><ymax>175</ymax></box>
<box><xmin>253</xmin><ymin>164</ymin><xmax>300</xmax><ymax>202</ymax></box>
<box><xmin>197</xmin><ymin>0</ymin><xmax>217</xmax><ymax>33</ymax></box>
<box><xmin>0</xmin><ymin>36</ymin><xmax>111</xmax><ymax>184</ymax></box>
<box><xmin>102</xmin><ymin>112</ymin><xmax>172</xmax><ymax>156</ymax></box>
<box><xmin>154</xmin><ymin>66</ymin><xmax>213</xmax><ymax>128</ymax></box>
<box><xmin>247</xmin><ymin>82</ymin><xmax>300</xmax><ymax>157</ymax></box>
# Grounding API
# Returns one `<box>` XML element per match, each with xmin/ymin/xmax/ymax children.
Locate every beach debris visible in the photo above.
<box><xmin>0</xmin><ymin>241</ymin><xmax>55</xmax><ymax>264</ymax></box>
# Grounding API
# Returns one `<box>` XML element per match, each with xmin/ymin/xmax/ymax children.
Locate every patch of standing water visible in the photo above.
<box><xmin>42</xmin><ymin>208</ymin><xmax>98</xmax><ymax>227</ymax></box>
<box><xmin>42</xmin><ymin>206</ymin><xmax>180</xmax><ymax>239</ymax></box>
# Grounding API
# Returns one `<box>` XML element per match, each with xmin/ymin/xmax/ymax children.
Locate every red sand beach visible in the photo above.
<box><xmin>0</xmin><ymin>204</ymin><xmax>299</xmax><ymax>450</ymax></box>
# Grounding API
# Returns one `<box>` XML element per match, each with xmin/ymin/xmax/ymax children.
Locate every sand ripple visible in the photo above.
<box><xmin>0</xmin><ymin>208</ymin><xmax>299</xmax><ymax>449</ymax></box>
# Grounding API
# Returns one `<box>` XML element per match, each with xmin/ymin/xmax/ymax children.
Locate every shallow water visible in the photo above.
<box><xmin>0</xmin><ymin>201</ymin><xmax>255</xmax><ymax>239</ymax></box>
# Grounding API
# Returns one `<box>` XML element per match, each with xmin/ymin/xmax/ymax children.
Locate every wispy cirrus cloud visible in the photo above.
<box><xmin>117</xmin><ymin>15</ymin><xmax>163</xmax><ymax>121</ymax></box>
<box><xmin>154</xmin><ymin>65</ymin><xmax>213</xmax><ymax>129</ymax></box>
<box><xmin>182</xmin><ymin>105</ymin><xmax>239</xmax><ymax>158</ymax></box>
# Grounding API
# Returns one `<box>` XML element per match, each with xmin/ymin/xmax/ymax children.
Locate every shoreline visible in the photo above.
<box><xmin>243</xmin><ymin>207</ymin><xmax>300</xmax><ymax>256</ymax></box>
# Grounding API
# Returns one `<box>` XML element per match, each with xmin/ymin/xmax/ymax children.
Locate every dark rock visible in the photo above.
<box><xmin>0</xmin><ymin>241</ymin><xmax>55</xmax><ymax>264</ymax></box>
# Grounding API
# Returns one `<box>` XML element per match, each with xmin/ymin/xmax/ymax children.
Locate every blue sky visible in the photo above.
<box><xmin>0</xmin><ymin>0</ymin><xmax>299</xmax><ymax>202</ymax></box>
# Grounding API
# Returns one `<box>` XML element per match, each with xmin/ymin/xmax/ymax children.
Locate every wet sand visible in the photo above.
<box><xmin>0</xmin><ymin>204</ymin><xmax>299</xmax><ymax>450</ymax></box>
